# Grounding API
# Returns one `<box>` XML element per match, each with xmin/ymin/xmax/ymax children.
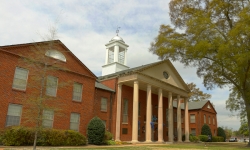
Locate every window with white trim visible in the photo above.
<box><xmin>190</xmin><ymin>114</ymin><xmax>195</xmax><ymax>123</ymax></box>
<box><xmin>6</xmin><ymin>104</ymin><xmax>22</xmax><ymax>126</ymax></box>
<box><xmin>70</xmin><ymin>113</ymin><xmax>80</xmax><ymax>131</ymax></box>
<box><xmin>108</xmin><ymin>49</ymin><xmax>114</xmax><ymax>63</ymax></box>
<box><xmin>209</xmin><ymin>116</ymin><xmax>211</xmax><ymax>124</ymax></box>
<box><xmin>101</xmin><ymin>97</ymin><xmax>107</xmax><ymax>111</ymax></box>
<box><xmin>46</xmin><ymin>76</ymin><xmax>58</xmax><ymax>97</ymax></box>
<box><xmin>204</xmin><ymin>115</ymin><xmax>206</xmax><ymax>124</ymax></box>
<box><xmin>102</xmin><ymin>120</ymin><xmax>106</xmax><ymax>128</ymax></box>
<box><xmin>118</xmin><ymin>49</ymin><xmax>125</xmax><ymax>64</ymax></box>
<box><xmin>191</xmin><ymin>128</ymin><xmax>196</xmax><ymax>136</ymax></box>
<box><xmin>42</xmin><ymin>110</ymin><xmax>54</xmax><ymax>128</ymax></box>
<box><xmin>122</xmin><ymin>99</ymin><xmax>128</xmax><ymax>123</ymax></box>
<box><xmin>12</xmin><ymin>67</ymin><xmax>29</xmax><ymax>90</ymax></box>
<box><xmin>73</xmin><ymin>83</ymin><xmax>82</xmax><ymax>101</ymax></box>
<box><xmin>213</xmin><ymin>117</ymin><xmax>215</xmax><ymax>125</ymax></box>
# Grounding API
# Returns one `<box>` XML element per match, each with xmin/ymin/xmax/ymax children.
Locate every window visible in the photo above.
<box><xmin>213</xmin><ymin>117</ymin><xmax>215</xmax><ymax>125</ymax></box>
<box><xmin>191</xmin><ymin>128</ymin><xmax>196</xmax><ymax>136</ymax></box>
<box><xmin>138</xmin><ymin>102</ymin><xmax>141</xmax><ymax>116</ymax></box>
<box><xmin>122</xmin><ymin>99</ymin><xmax>128</xmax><ymax>123</ymax></box>
<box><xmin>101</xmin><ymin>97</ymin><xmax>107</xmax><ymax>111</ymax></box>
<box><xmin>207</xmin><ymin>104</ymin><xmax>211</xmax><ymax>109</ymax></box>
<box><xmin>70</xmin><ymin>113</ymin><xmax>80</xmax><ymax>131</ymax></box>
<box><xmin>42</xmin><ymin>110</ymin><xmax>54</xmax><ymax>128</ymax></box>
<box><xmin>174</xmin><ymin>113</ymin><xmax>177</xmax><ymax>122</ymax></box>
<box><xmin>166</xmin><ymin>109</ymin><xmax>169</xmax><ymax>126</ymax></box>
<box><xmin>46</xmin><ymin>76</ymin><xmax>58</xmax><ymax>96</ymax></box>
<box><xmin>108</xmin><ymin>49</ymin><xmax>114</xmax><ymax>63</ymax></box>
<box><xmin>204</xmin><ymin>115</ymin><xmax>206</xmax><ymax>123</ymax></box>
<box><xmin>6</xmin><ymin>104</ymin><xmax>22</xmax><ymax>126</ymax></box>
<box><xmin>209</xmin><ymin>116</ymin><xmax>211</xmax><ymax>124</ymax></box>
<box><xmin>12</xmin><ymin>67</ymin><xmax>29</xmax><ymax>90</ymax></box>
<box><xmin>45</xmin><ymin>50</ymin><xmax>66</xmax><ymax>62</ymax></box>
<box><xmin>181</xmin><ymin>115</ymin><xmax>184</xmax><ymax>123</ymax></box>
<box><xmin>190</xmin><ymin>114</ymin><xmax>195</xmax><ymax>123</ymax></box>
<box><xmin>73</xmin><ymin>83</ymin><xmax>82</xmax><ymax>101</ymax></box>
<box><xmin>118</xmin><ymin>49</ymin><xmax>125</xmax><ymax>64</ymax></box>
<box><xmin>102</xmin><ymin>120</ymin><xmax>106</xmax><ymax>128</ymax></box>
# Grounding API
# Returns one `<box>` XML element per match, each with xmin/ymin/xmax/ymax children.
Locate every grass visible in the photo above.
<box><xmin>2</xmin><ymin>142</ymin><xmax>250</xmax><ymax>150</ymax></box>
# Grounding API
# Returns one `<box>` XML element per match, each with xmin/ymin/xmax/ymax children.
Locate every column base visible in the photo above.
<box><xmin>131</xmin><ymin>140</ymin><xmax>138</xmax><ymax>143</ymax></box>
<box><xmin>184</xmin><ymin>140</ymin><xmax>190</xmax><ymax>142</ymax></box>
<box><xmin>177</xmin><ymin>140</ymin><xmax>183</xmax><ymax>142</ymax></box>
<box><xmin>157</xmin><ymin>140</ymin><xmax>165</xmax><ymax>143</ymax></box>
<box><xmin>115</xmin><ymin>139</ymin><xmax>121</xmax><ymax>142</ymax></box>
<box><xmin>145</xmin><ymin>140</ymin><xmax>152</xmax><ymax>143</ymax></box>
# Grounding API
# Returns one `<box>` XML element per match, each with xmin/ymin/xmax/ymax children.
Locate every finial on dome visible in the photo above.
<box><xmin>116</xmin><ymin>27</ymin><xmax>120</xmax><ymax>36</ymax></box>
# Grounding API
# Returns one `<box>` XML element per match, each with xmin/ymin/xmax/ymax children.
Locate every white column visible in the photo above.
<box><xmin>131</xmin><ymin>81</ymin><xmax>139</xmax><ymax>143</ymax></box>
<box><xmin>145</xmin><ymin>84</ymin><xmax>152</xmax><ymax>142</ymax></box>
<box><xmin>115</xmin><ymin>84</ymin><xmax>122</xmax><ymax>141</ymax></box>
<box><xmin>177</xmin><ymin>95</ymin><xmax>182</xmax><ymax>142</ymax></box>
<box><xmin>168</xmin><ymin>92</ymin><xmax>173</xmax><ymax>142</ymax></box>
<box><xmin>114</xmin><ymin>45</ymin><xmax>119</xmax><ymax>62</ymax></box>
<box><xmin>184</xmin><ymin>98</ymin><xmax>190</xmax><ymax>142</ymax></box>
<box><xmin>105</xmin><ymin>48</ymin><xmax>109</xmax><ymax>64</ymax></box>
<box><xmin>158</xmin><ymin>88</ymin><xmax>163</xmax><ymax>142</ymax></box>
<box><xmin>124</xmin><ymin>49</ymin><xmax>127</xmax><ymax>65</ymax></box>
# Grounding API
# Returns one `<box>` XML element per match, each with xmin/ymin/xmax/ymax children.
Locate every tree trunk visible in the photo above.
<box><xmin>33</xmin><ymin>130</ymin><xmax>38</xmax><ymax>150</ymax></box>
<box><xmin>244</xmin><ymin>95</ymin><xmax>250</xmax><ymax>147</ymax></box>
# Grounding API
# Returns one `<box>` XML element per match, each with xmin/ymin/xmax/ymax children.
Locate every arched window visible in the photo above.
<box><xmin>45</xmin><ymin>50</ymin><xmax>66</xmax><ymax>62</ymax></box>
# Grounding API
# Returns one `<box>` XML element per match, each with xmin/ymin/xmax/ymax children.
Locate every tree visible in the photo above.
<box><xmin>201</xmin><ymin>124</ymin><xmax>212</xmax><ymax>136</ymax></box>
<box><xmin>187</xmin><ymin>82</ymin><xmax>211</xmax><ymax>101</ymax></box>
<box><xmin>220</xmin><ymin>126</ymin><xmax>233</xmax><ymax>140</ymax></box>
<box><xmin>217</xmin><ymin>127</ymin><xmax>226</xmax><ymax>142</ymax></box>
<box><xmin>239</xmin><ymin>119</ymin><xmax>249</xmax><ymax>136</ymax></box>
<box><xmin>87</xmin><ymin>116</ymin><xmax>105</xmax><ymax>145</ymax></box>
<box><xmin>149</xmin><ymin>0</ymin><xmax>250</xmax><ymax>146</ymax></box>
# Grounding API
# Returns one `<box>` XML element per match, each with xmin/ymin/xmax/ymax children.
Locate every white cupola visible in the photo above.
<box><xmin>102</xmin><ymin>33</ymin><xmax>129</xmax><ymax>76</ymax></box>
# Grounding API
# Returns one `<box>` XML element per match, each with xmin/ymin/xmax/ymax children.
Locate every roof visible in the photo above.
<box><xmin>173</xmin><ymin>100</ymin><xmax>209</xmax><ymax>110</ymax></box>
<box><xmin>98</xmin><ymin>61</ymin><xmax>160</xmax><ymax>80</ymax></box>
<box><xmin>0</xmin><ymin>40</ymin><xmax>97</xmax><ymax>79</ymax></box>
<box><xmin>95</xmin><ymin>81</ymin><xmax>115</xmax><ymax>92</ymax></box>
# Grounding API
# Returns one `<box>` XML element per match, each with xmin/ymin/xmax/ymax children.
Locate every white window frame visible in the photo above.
<box><xmin>122</xmin><ymin>99</ymin><xmax>128</xmax><ymax>123</ymax></box>
<box><xmin>12</xmin><ymin>67</ymin><xmax>29</xmax><ymax>90</ymax></box>
<box><xmin>190</xmin><ymin>114</ymin><xmax>195</xmax><ymax>123</ymax></box>
<box><xmin>6</xmin><ymin>104</ymin><xmax>22</xmax><ymax>127</ymax></box>
<box><xmin>108</xmin><ymin>49</ymin><xmax>114</xmax><ymax>63</ymax></box>
<box><xmin>101</xmin><ymin>97</ymin><xmax>108</xmax><ymax>111</ymax></box>
<box><xmin>70</xmin><ymin>113</ymin><xmax>80</xmax><ymax>131</ymax></box>
<box><xmin>46</xmin><ymin>76</ymin><xmax>58</xmax><ymax>97</ymax></box>
<box><xmin>42</xmin><ymin>110</ymin><xmax>54</xmax><ymax>128</ymax></box>
<box><xmin>191</xmin><ymin>128</ymin><xmax>196</xmax><ymax>136</ymax></box>
<box><xmin>118</xmin><ymin>49</ymin><xmax>125</xmax><ymax>64</ymax></box>
<box><xmin>72</xmin><ymin>82</ymin><xmax>83</xmax><ymax>101</ymax></box>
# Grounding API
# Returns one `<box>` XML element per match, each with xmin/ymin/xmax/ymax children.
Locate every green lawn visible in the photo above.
<box><xmin>59</xmin><ymin>142</ymin><xmax>250</xmax><ymax>150</ymax></box>
<box><xmin>2</xmin><ymin>142</ymin><xmax>250</xmax><ymax>150</ymax></box>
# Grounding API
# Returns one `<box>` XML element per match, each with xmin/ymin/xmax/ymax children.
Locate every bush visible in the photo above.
<box><xmin>201</xmin><ymin>124</ymin><xmax>212</xmax><ymax>138</ymax></box>
<box><xmin>87</xmin><ymin>116</ymin><xmax>105</xmax><ymax>145</ymax></box>
<box><xmin>102</xmin><ymin>131</ymin><xmax>113</xmax><ymax>145</ymax></box>
<box><xmin>212</xmin><ymin>136</ymin><xmax>224</xmax><ymax>142</ymax></box>
<box><xmin>199</xmin><ymin>135</ymin><xmax>208</xmax><ymax>142</ymax></box>
<box><xmin>2</xmin><ymin>126</ymin><xmax>34</xmax><ymax>146</ymax></box>
<box><xmin>2</xmin><ymin>126</ymin><xmax>87</xmax><ymax>146</ymax></box>
<box><xmin>189</xmin><ymin>134</ymin><xmax>199</xmax><ymax>142</ymax></box>
<box><xmin>217</xmin><ymin>127</ymin><xmax>226</xmax><ymax>142</ymax></box>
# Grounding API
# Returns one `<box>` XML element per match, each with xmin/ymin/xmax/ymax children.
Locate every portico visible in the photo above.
<box><xmin>113</xmin><ymin>63</ymin><xmax>190</xmax><ymax>142</ymax></box>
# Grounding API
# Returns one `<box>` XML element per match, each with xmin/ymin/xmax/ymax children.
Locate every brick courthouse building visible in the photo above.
<box><xmin>0</xmin><ymin>35</ymin><xmax>217</xmax><ymax>143</ymax></box>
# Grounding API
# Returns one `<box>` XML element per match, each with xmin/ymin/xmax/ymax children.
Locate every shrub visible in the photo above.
<box><xmin>65</xmin><ymin>130</ymin><xmax>87</xmax><ymax>146</ymax></box>
<box><xmin>102</xmin><ymin>131</ymin><xmax>113</xmax><ymax>145</ymax></box>
<box><xmin>201</xmin><ymin>124</ymin><xmax>212</xmax><ymax>137</ymax></box>
<box><xmin>2</xmin><ymin>126</ymin><xmax>34</xmax><ymax>146</ymax></box>
<box><xmin>199</xmin><ymin>135</ymin><xmax>208</xmax><ymax>142</ymax></box>
<box><xmin>212</xmin><ymin>136</ymin><xmax>224</xmax><ymax>142</ymax></box>
<box><xmin>189</xmin><ymin>134</ymin><xmax>199</xmax><ymax>142</ymax></box>
<box><xmin>2</xmin><ymin>126</ymin><xmax>87</xmax><ymax>146</ymax></box>
<box><xmin>217</xmin><ymin>127</ymin><xmax>226</xmax><ymax>142</ymax></box>
<box><xmin>87</xmin><ymin>116</ymin><xmax>105</xmax><ymax>145</ymax></box>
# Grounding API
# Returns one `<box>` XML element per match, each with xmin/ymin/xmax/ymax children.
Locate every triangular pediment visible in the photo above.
<box><xmin>138</xmin><ymin>60</ymin><xmax>189</xmax><ymax>92</ymax></box>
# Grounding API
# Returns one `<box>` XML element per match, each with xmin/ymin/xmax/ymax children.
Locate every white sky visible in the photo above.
<box><xmin>0</xmin><ymin>0</ymin><xmax>240</xmax><ymax>130</ymax></box>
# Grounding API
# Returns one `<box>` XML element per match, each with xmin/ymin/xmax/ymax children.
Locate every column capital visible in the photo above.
<box><xmin>134</xmin><ymin>80</ymin><xmax>139</xmax><ymax>84</ymax></box>
<box><xmin>158</xmin><ymin>88</ymin><xmax>162</xmax><ymax>93</ymax></box>
<box><xmin>168</xmin><ymin>92</ymin><xmax>172</xmax><ymax>96</ymax></box>
<box><xmin>147</xmin><ymin>84</ymin><xmax>151</xmax><ymax>89</ymax></box>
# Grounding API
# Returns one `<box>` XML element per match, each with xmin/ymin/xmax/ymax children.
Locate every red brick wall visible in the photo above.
<box><xmin>0</xmin><ymin>43</ymin><xmax>96</xmax><ymax>136</ymax></box>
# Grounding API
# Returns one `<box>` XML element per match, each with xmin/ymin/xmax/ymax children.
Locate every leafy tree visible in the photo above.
<box><xmin>221</xmin><ymin>126</ymin><xmax>233</xmax><ymax>140</ymax></box>
<box><xmin>201</xmin><ymin>124</ymin><xmax>212</xmax><ymax>136</ymax></box>
<box><xmin>149</xmin><ymin>0</ymin><xmax>250</xmax><ymax>146</ymax></box>
<box><xmin>187</xmin><ymin>82</ymin><xmax>211</xmax><ymax>101</ymax></box>
<box><xmin>217</xmin><ymin>127</ymin><xmax>226</xmax><ymax>142</ymax></box>
<box><xmin>239</xmin><ymin>119</ymin><xmax>249</xmax><ymax>136</ymax></box>
<box><xmin>87</xmin><ymin>116</ymin><xmax>105</xmax><ymax>145</ymax></box>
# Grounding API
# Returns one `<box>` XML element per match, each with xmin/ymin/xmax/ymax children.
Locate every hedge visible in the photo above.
<box><xmin>212</xmin><ymin>136</ymin><xmax>224</xmax><ymax>142</ymax></box>
<box><xmin>1</xmin><ymin>126</ymin><xmax>86</xmax><ymax>146</ymax></box>
<box><xmin>199</xmin><ymin>135</ymin><xmax>208</xmax><ymax>142</ymax></box>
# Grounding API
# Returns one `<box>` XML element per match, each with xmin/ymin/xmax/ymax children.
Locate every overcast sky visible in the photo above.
<box><xmin>0</xmin><ymin>0</ymin><xmax>240</xmax><ymax>130</ymax></box>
